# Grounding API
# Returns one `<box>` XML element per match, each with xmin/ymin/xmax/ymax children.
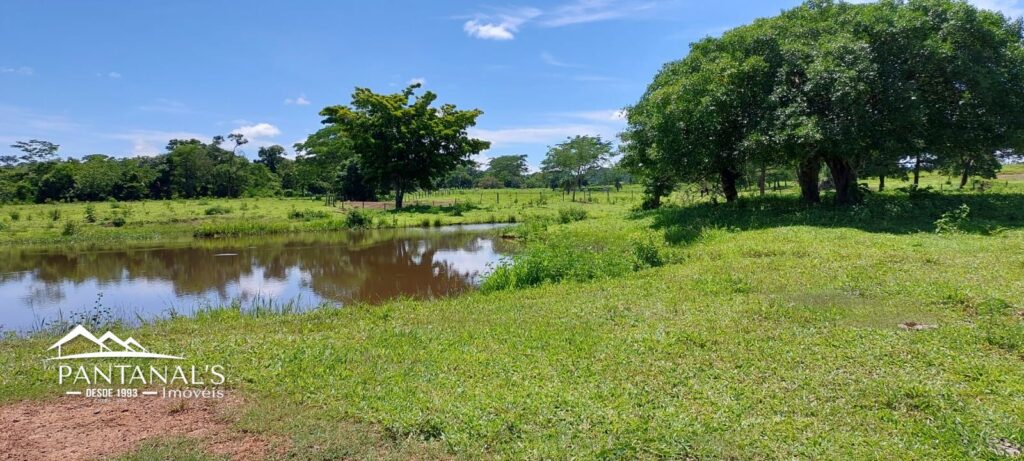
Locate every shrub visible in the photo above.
<box><xmin>8</xmin><ymin>211</ymin><xmax>20</xmax><ymax>221</ymax></box>
<box><xmin>62</xmin><ymin>221</ymin><xmax>78</xmax><ymax>236</ymax></box>
<box><xmin>111</xmin><ymin>216</ymin><xmax>126</xmax><ymax>227</ymax></box>
<box><xmin>84</xmin><ymin>205</ymin><xmax>97</xmax><ymax>223</ymax></box>
<box><xmin>49</xmin><ymin>208</ymin><xmax>61</xmax><ymax>221</ymax></box>
<box><xmin>345</xmin><ymin>209</ymin><xmax>371</xmax><ymax>228</ymax></box>
<box><xmin>481</xmin><ymin>241</ymin><xmax>632</xmax><ymax>292</ymax></box>
<box><xmin>630</xmin><ymin>237</ymin><xmax>663</xmax><ymax>270</ymax></box>
<box><xmin>935</xmin><ymin>204</ymin><xmax>970</xmax><ymax>234</ymax></box>
<box><xmin>204</xmin><ymin>205</ymin><xmax>233</xmax><ymax>216</ymax></box>
<box><xmin>558</xmin><ymin>207</ymin><xmax>588</xmax><ymax>224</ymax></box>
<box><xmin>288</xmin><ymin>208</ymin><xmax>331</xmax><ymax>221</ymax></box>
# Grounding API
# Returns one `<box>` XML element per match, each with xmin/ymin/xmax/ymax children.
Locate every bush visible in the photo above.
<box><xmin>345</xmin><ymin>209</ymin><xmax>371</xmax><ymax>228</ymax></box>
<box><xmin>204</xmin><ymin>205</ymin><xmax>232</xmax><ymax>216</ymax></box>
<box><xmin>558</xmin><ymin>207</ymin><xmax>588</xmax><ymax>224</ymax></box>
<box><xmin>935</xmin><ymin>204</ymin><xmax>970</xmax><ymax>234</ymax></box>
<box><xmin>481</xmin><ymin>241</ymin><xmax>632</xmax><ymax>292</ymax></box>
<box><xmin>288</xmin><ymin>208</ymin><xmax>331</xmax><ymax>221</ymax></box>
<box><xmin>630</xmin><ymin>237</ymin><xmax>663</xmax><ymax>270</ymax></box>
<box><xmin>111</xmin><ymin>216</ymin><xmax>126</xmax><ymax>227</ymax></box>
<box><xmin>62</xmin><ymin>221</ymin><xmax>78</xmax><ymax>236</ymax></box>
<box><xmin>84</xmin><ymin>205</ymin><xmax>97</xmax><ymax>223</ymax></box>
<box><xmin>49</xmin><ymin>208</ymin><xmax>61</xmax><ymax>221</ymax></box>
<box><xmin>8</xmin><ymin>211</ymin><xmax>20</xmax><ymax>221</ymax></box>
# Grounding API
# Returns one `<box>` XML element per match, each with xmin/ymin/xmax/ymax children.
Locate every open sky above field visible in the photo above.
<box><xmin>1</xmin><ymin>0</ymin><xmax>1022</xmax><ymax>169</ymax></box>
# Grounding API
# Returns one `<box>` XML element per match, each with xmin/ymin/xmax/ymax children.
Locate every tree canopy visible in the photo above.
<box><xmin>304</xmin><ymin>84</ymin><xmax>490</xmax><ymax>208</ymax></box>
<box><xmin>623</xmin><ymin>0</ymin><xmax>1024</xmax><ymax>206</ymax></box>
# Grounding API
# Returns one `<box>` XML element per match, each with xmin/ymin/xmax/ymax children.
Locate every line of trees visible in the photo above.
<box><xmin>622</xmin><ymin>0</ymin><xmax>1024</xmax><ymax>208</ymax></box>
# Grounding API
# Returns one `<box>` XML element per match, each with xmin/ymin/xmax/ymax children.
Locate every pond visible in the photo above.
<box><xmin>0</xmin><ymin>224</ymin><xmax>514</xmax><ymax>332</ymax></box>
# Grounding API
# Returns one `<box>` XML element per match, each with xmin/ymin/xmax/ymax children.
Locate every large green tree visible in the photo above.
<box><xmin>542</xmin><ymin>135</ymin><xmax>615</xmax><ymax>201</ymax></box>
<box><xmin>486</xmin><ymin>155</ymin><xmax>529</xmax><ymax>188</ymax></box>
<box><xmin>308</xmin><ymin>84</ymin><xmax>489</xmax><ymax>208</ymax></box>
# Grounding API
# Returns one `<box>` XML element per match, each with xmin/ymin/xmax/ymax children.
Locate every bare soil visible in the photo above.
<box><xmin>0</xmin><ymin>394</ymin><xmax>270</xmax><ymax>461</ymax></box>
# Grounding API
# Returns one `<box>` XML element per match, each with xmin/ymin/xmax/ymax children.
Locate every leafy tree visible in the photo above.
<box><xmin>541</xmin><ymin>135</ymin><xmax>615</xmax><ymax>201</ymax></box>
<box><xmin>11</xmin><ymin>140</ymin><xmax>59</xmax><ymax>163</ymax></box>
<box><xmin>486</xmin><ymin>155</ymin><xmax>528</xmax><ymax>188</ymax></box>
<box><xmin>309</xmin><ymin>84</ymin><xmax>489</xmax><ymax>208</ymax></box>
<box><xmin>257</xmin><ymin>145</ymin><xmax>287</xmax><ymax>174</ymax></box>
<box><xmin>74</xmin><ymin>155</ymin><xmax>122</xmax><ymax>201</ymax></box>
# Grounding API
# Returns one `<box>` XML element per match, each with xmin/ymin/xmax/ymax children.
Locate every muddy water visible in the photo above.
<box><xmin>0</xmin><ymin>224</ymin><xmax>513</xmax><ymax>332</ymax></box>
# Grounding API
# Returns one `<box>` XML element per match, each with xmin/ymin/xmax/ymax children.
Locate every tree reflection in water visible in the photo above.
<box><xmin>0</xmin><ymin>224</ymin><xmax>513</xmax><ymax>332</ymax></box>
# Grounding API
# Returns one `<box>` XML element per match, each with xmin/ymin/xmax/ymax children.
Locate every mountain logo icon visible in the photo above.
<box><xmin>47</xmin><ymin>325</ymin><xmax>184</xmax><ymax>360</ymax></box>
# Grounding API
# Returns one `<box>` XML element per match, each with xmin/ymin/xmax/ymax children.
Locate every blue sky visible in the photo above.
<box><xmin>1</xmin><ymin>0</ymin><xmax>1021</xmax><ymax>169</ymax></box>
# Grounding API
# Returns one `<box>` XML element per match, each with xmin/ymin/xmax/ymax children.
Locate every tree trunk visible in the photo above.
<box><xmin>959</xmin><ymin>160</ymin><xmax>972</xmax><ymax>189</ymax></box>
<box><xmin>395</xmin><ymin>187</ymin><xmax>405</xmax><ymax>209</ymax></box>
<box><xmin>913</xmin><ymin>154</ymin><xmax>921</xmax><ymax>186</ymax></box>
<box><xmin>720</xmin><ymin>168</ymin><xmax>740</xmax><ymax>203</ymax></box>
<box><xmin>758</xmin><ymin>164</ymin><xmax>767</xmax><ymax>196</ymax></box>
<box><xmin>796</xmin><ymin>156</ymin><xmax>821</xmax><ymax>204</ymax></box>
<box><xmin>825</xmin><ymin>156</ymin><xmax>859</xmax><ymax>205</ymax></box>
<box><xmin>878</xmin><ymin>174</ymin><xmax>885</xmax><ymax>192</ymax></box>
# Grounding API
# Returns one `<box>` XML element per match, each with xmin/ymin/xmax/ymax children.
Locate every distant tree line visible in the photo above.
<box><xmin>622</xmin><ymin>0</ymin><xmax>1024</xmax><ymax>208</ymax></box>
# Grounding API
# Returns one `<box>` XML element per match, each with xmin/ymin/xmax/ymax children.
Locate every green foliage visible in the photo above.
<box><xmin>84</xmin><ymin>205</ymin><xmax>96</xmax><ymax>223</ymax></box>
<box><xmin>203</xmin><ymin>205</ymin><xmax>233</xmax><ymax>216</ymax></box>
<box><xmin>288</xmin><ymin>208</ymin><xmax>331</xmax><ymax>221</ymax></box>
<box><xmin>557</xmin><ymin>207</ymin><xmax>588</xmax><ymax>224</ymax></box>
<box><xmin>485</xmin><ymin>155</ymin><xmax>529</xmax><ymax>188</ymax></box>
<box><xmin>48</xmin><ymin>208</ymin><xmax>60</xmax><ymax>221</ymax></box>
<box><xmin>623</xmin><ymin>0</ymin><xmax>1024</xmax><ymax>206</ymax></box>
<box><xmin>935</xmin><ymin>204</ymin><xmax>971</xmax><ymax>234</ymax></box>
<box><xmin>305</xmin><ymin>83</ymin><xmax>490</xmax><ymax>208</ymax></box>
<box><xmin>542</xmin><ymin>135</ymin><xmax>615</xmax><ymax>200</ymax></box>
<box><xmin>61</xmin><ymin>220</ymin><xmax>78</xmax><ymax>236</ymax></box>
<box><xmin>111</xmin><ymin>215</ymin><xmax>126</xmax><ymax>227</ymax></box>
<box><xmin>344</xmin><ymin>209</ymin><xmax>372</xmax><ymax>228</ymax></box>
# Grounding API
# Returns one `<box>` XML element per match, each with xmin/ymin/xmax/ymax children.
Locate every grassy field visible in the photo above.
<box><xmin>0</xmin><ymin>187</ymin><xmax>642</xmax><ymax>246</ymax></box>
<box><xmin>2</xmin><ymin>174</ymin><xmax>1024</xmax><ymax>460</ymax></box>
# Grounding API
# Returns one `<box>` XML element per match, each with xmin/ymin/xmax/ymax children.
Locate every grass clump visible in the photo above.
<box><xmin>345</xmin><ymin>209</ymin><xmax>372</xmax><ymax>228</ymax></box>
<box><xmin>558</xmin><ymin>206</ymin><xmax>588</xmax><ymax>224</ymax></box>
<box><xmin>287</xmin><ymin>208</ymin><xmax>331</xmax><ymax>221</ymax></box>
<box><xmin>203</xmin><ymin>205</ymin><xmax>233</xmax><ymax>216</ymax></box>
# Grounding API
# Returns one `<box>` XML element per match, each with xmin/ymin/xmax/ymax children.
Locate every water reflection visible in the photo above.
<box><xmin>0</xmin><ymin>224</ymin><xmax>513</xmax><ymax>332</ymax></box>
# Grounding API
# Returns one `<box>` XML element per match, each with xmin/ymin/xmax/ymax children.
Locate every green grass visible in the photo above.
<box><xmin>3</xmin><ymin>179</ymin><xmax>1024</xmax><ymax>459</ymax></box>
<box><xmin>0</xmin><ymin>188</ymin><xmax>642</xmax><ymax>246</ymax></box>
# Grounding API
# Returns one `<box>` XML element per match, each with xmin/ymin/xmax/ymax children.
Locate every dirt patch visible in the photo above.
<box><xmin>899</xmin><ymin>322</ymin><xmax>938</xmax><ymax>331</ymax></box>
<box><xmin>997</xmin><ymin>173</ymin><xmax>1024</xmax><ymax>182</ymax></box>
<box><xmin>991</xmin><ymin>438</ymin><xmax>1022</xmax><ymax>458</ymax></box>
<box><xmin>336</xmin><ymin>199</ymin><xmax>456</xmax><ymax>210</ymax></box>
<box><xmin>0</xmin><ymin>394</ymin><xmax>270</xmax><ymax>461</ymax></box>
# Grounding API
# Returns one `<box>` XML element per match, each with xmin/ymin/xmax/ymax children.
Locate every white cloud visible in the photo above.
<box><xmin>231</xmin><ymin>122</ymin><xmax>281</xmax><ymax>140</ymax></box>
<box><xmin>470</xmin><ymin>124</ymin><xmax>617</xmax><ymax>147</ymax></box>
<box><xmin>462</xmin><ymin>1</ymin><xmax>658</xmax><ymax>40</ymax></box>
<box><xmin>541</xmin><ymin>52</ymin><xmax>576</xmax><ymax>68</ymax></box>
<box><xmin>464</xmin><ymin>20</ymin><xmax>517</xmax><ymax>40</ymax></box>
<box><xmin>463</xmin><ymin>7</ymin><xmax>541</xmax><ymax>40</ymax></box>
<box><xmin>407</xmin><ymin>77</ymin><xmax>427</xmax><ymax>86</ymax></box>
<box><xmin>107</xmin><ymin>71</ymin><xmax>122</xmax><ymax>79</ymax></box>
<box><xmin>0</xmin><ymin>66</ymin><xmax>34</xmax><ymax>76</ymax></box>
<box><xmin>108</xmin><ymin>130</ymin><xmax>209</xmax><ymax>156</ymax></box>
<box><xmin>966</xmin><ymin>0</ymin><xmax>1023</xmax><ymax>16</ymax></box>
<box><xmin>284</xmin><ymin>94</ymin><xmax>311</xmax><ymax>105</ymax></box>
<box><xmin>541</xmin><ymin>0</ymin><xmax>656</xmax><ymax>27</ymax></box>
<box><xmin>559</xmin><ymin>109</ymin><xmax>628</xmax><ymax>122</ymax></box>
